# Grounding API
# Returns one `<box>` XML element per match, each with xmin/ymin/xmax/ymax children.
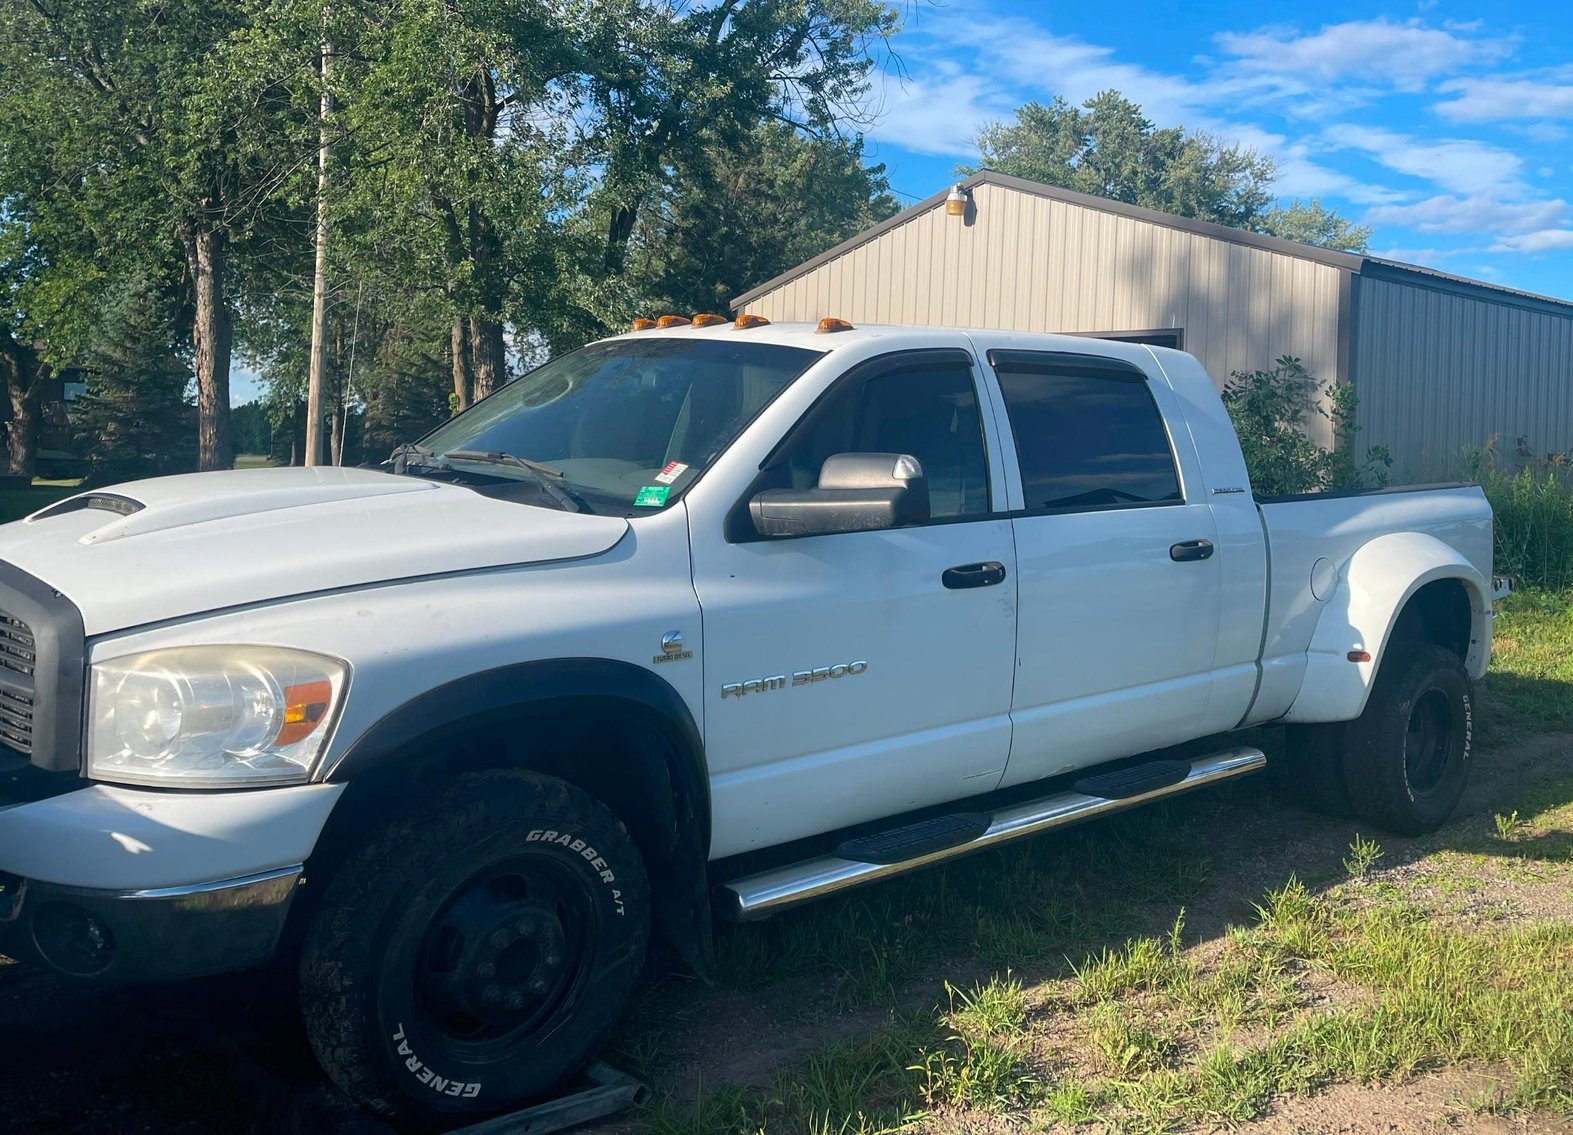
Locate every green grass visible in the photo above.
<box><xmin>641</xmin><ymin>862</ymin><xmax>1573</xmax><ymax>1134</ymax></box>
<box><xmin>632</xmin><ymin>594</ymin><xmax>1573</xmax><ymax>1133</ymax></box>
<box><xmin>1486</xmin><ymin>588</ymin><xmax>1573</xmax><ymax>733</ymax></box>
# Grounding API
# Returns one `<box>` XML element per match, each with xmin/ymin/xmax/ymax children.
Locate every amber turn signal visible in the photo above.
<box><xmin>275</xmin><ymin>679</ymin><xmax>334</xmax><ymax>746</ymax></box>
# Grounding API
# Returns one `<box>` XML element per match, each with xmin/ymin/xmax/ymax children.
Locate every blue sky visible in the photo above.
<box><xmin>860</xmin><ymin>0</ymin><xmax>1573</xmax><ymax>298</ymax></box>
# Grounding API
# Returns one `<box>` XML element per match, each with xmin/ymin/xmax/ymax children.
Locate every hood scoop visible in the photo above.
<box><xmin>32</xmin><ymin>468</ymin><xmax>442</xmax><ymax>546</ymax></box>
<box><xmin>34</xmin><ymin>492</ymin><xmax>144</xmax><ymax>520</ymax></box>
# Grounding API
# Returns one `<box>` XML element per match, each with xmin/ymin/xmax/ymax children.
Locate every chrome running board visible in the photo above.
<box><xmin>717</xmin><ymin>746</ymin><xmax>1265</xmax><ymax>921</ymax></box>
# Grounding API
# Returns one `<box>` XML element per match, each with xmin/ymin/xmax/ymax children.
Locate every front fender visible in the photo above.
<box><xmin>1283</xmin><ymin>532</ymin><xmax>1488</xmax><ymax>723</ymax></box>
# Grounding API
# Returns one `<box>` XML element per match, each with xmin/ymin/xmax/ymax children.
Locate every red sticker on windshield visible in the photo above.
<box><xmin>654</xmin><ymin>461</ymin><xmax>688</xmax><ymax>485</ymax></box>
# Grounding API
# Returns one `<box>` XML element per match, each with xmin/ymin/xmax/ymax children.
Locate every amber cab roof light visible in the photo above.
<box><xmin>630</xmin><ymin>317</ymin><xmax>657</xmax><ymax>331</ymax></box>
<box><xmin>655</xmin><ymin>314</ymin><xmax>691</xmax><ymax>329</ymax></box>
<box><xmin>734</xmin><ymin>313</ymin><xmax>771</xmax><ymax>330</ymax></box>
<box><xmin>691</xmin><ymin>313</ymin><xmax>727</xmax><ymax>327</ymax></box>
<box><xmin>816</xmin><ymin>317</ymin><xmax>855</xmax><ymax>334</ymax></box>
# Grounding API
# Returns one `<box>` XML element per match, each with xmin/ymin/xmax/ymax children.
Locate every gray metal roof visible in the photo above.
<box><xmin>730</xmin><ymin>169</ymin><xmax>1573</xmax><ymax>318</ymax></box>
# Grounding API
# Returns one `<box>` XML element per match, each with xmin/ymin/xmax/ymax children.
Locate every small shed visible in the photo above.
<box><xmin>731</xmin><ymin>170</ymin><xmax>1573</xmax><ymax>474</ymax></box>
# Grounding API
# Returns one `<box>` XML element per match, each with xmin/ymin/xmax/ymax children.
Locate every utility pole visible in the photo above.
<box><xmin>304</xmin><ymin>28</ymin><xmax>332</xmax><ymax>467</ymax></box>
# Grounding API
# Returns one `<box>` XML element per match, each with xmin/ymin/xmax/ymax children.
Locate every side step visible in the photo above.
<box><xmin>717</xmin><ymin>747</ymin><xmax>1265</xmax><ymax>921</ymax></box>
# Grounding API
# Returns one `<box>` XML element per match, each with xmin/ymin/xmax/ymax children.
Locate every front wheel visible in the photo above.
<box><xmin>300</xmin><ymin>770</ymin><xmax>650</xmax><ymax>1130</ymax></box>
<box><xmin>1342</xmin><ymin>644</ymin><xmax>1474</xmax><ymax>836</ymax></box>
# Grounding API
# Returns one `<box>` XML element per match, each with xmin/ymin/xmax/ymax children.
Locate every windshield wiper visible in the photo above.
<box><xmin>441</xmin><ymin>450</ymin><xmax>589</xmax><ymax>513</ymax></box>
<box><xmin>389</xmin><ymin>442</ymin><xmax>440</xmax><ymax>475</ymax></box>
<box><xmin>443</xmin><ymin>450</ymin><xmax>565</xmax><ymax>478</ymax></box>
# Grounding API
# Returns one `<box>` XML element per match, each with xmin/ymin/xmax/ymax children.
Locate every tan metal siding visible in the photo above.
<box><xmin>741</xmin><ymin>181</ymin><xmax>1346</xmax><ymax>445</ymax></box>
<box><xmin>1355</xmin><ymin>277</ymin><xmax>1573</xmax><ymax>477</ymax></box>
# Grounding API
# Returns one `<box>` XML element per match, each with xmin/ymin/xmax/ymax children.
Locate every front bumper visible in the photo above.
<box><xmin>1</xmin><ymin>865</ymin><xmax>300</xmax><ymax>980</ymax></box>
<box><xmin>0</xmin><ymin>779</ymin><xmax>344</xmax><ymax>980</ymax></box>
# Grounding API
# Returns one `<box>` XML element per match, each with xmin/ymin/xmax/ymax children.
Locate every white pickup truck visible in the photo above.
<box><xmin>0</xmin><ymin>319</ymin><xmax>1504</xmax><ymax>1126</ymax></box>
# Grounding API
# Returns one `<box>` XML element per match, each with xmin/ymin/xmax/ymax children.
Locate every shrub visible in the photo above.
<box><xmin>1221</xmin><ymin>356</ymin><xmax>1390</xmax><ymax>496</ymax></box>
<box><xmin>1465</xmin><ymin>436</ymin><xmax>1573</xmax><ymax>591</ymax></box>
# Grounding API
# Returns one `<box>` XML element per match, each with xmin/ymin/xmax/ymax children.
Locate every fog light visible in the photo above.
<box><xmin>32</xmin><ymin>901</ymin><xmax>116</xmax><ymax>976</ymax></box>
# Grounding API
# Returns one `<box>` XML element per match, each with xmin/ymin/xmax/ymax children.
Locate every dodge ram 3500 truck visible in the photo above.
<box><xmin>0</xmin><ymin>319</ymin><xmax>1504</xmax><ymax>1127</ymax></box>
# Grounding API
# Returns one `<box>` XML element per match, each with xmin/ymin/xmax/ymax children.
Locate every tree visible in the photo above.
<box><xmin>336</xmin><ymin>0</ymin><xmax>900</xmax><ymax>397</ymax></box>
<box><xmin>70</xmin><ymin>276</ymin><xmax>196</xmax><ymax>487</ymax></box>
<box><xmin>1258</xmin><ymin>198</ymin><xmax>1371</xmax><ymax>254</ymax></box>
<box><xmin>3</xmin><ymin>0</ymin><xmax>315</xmax><ymax>471</ymax></box>
<box><xmin>623</xmin><ymin>123</ymin><xmax>898</xmax><ymax>317</ymax></box>
<box><xmin>970</xmin><ymin>93</ymin><xmax>1274</xmax><ymax>229</ymax></box>
<box><xmin>970</xmin><ymin>91</ymin><xmax>1367</xmax><ymax>251</ymax></box>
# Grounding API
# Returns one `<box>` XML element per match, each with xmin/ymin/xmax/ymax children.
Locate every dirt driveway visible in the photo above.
<box><xmin>4</xmin><ymin>725</ymin><xmax>1572</xmax><ymax>1135</ymax></box>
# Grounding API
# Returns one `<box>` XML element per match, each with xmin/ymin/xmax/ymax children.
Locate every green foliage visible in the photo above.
<box><xmin>1222</xmin><ymin>356</ymin><xmax>1391</xmax><ymax>496</ymax></box>
<box><xmin>230</xmin><ymin>402</ymin><xmax>274</xmax><ymax>457</ymax></box>
<box><xmin>625</xmin><ymin>122</ymin><xmax>899</xmax><ymax>318</ymax></box>
<box><xmin>69</xmin><ymin>277</ymin><xmax>196</xmax><ymax>487</ymax></box>
<box><xmin>969</xmin><ymin>91</ymin><xmax>1366</xmax><ymax>251</ymax></box>
<box><xmin>1342</xmin><ymin>834</ymin><xmax>1385</xmax><ymax>880</ymax></box>
<box><xmin>970</xmin><ymin>92</ymin><xmax>1273</xmax><ymax>229</ymax></box>
<box><xmin>1258</xmin><ymin>198</ymin><xmax>1372</xmax><ymax>253</ymax></box>
<box><xmin>1465</xmin><ymin>439</ymin><xmax>1573</xmax><ymax>591</ymax></box>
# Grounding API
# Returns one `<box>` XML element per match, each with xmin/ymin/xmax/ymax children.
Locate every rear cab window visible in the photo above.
<box><xmin>987</xmin><ymin>350</ymin><xmax>1182</xmax><ymax>513</ymax></box>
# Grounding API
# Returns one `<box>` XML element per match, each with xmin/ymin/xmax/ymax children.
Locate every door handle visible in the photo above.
<box><xmin>942</xmin><ymin>561</ymin><xmax>1007</xmax><ymax>589</ymax></box>
<box><xmin>1169</xmin><ymin>539</ymin><xmax>1215</xmax><ymax>562</ymax></box>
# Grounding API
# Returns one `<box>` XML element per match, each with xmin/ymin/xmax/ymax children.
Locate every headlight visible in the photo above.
<box><xmin>88</xmin><ymin>646</ymin><xmax>347</xmax><ymax>787</ymax></box>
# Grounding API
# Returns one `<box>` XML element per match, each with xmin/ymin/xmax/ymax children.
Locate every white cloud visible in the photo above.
<box><xmin>862</xmin><ymin>4</ymin><xmax>1573</xmax><ymax>259</ymax></box>
<box><xmin>1321</xmin><ymin>125</ymin><xmax>1524</xmax><ymax>196</ymax></box>
<box><xmin>1215</xmin><ymin>19</ymin><xmax>1512</xmax><ymax>93</ymax></box>
<box><xmin>1490</xmin><ymin>229</ymin><xmax>1573</xmax><ymax>253</ymax></box>
<box><xmin>1366</xmin><ymin>194</ymin><xmax>1568</xmax><ymax>236</ymax></box>
<box><xmin>867</xmin><ymin>5</ymin><xmax>1389</xmax><ymax>202</ymax></box>
<box><xmin>1437</xmin><ymin>74</ymin><xmax>1573</xmax><ymax>122</ymax></box>
<box><xmin>865</xmin><ymin>65</ymin><xmax>1016</xmax><ymax>158</ymax></box>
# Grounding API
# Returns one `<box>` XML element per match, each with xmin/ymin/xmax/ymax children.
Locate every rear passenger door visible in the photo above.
<box><xmin>981</xmin><ymin>346</ymin><xmax>1225</xmax><ymax>787</ymax></box>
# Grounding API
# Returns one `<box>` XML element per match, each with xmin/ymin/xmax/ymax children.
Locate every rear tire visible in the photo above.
<box><xmin>1341</xmin><ymin>644</ymin><xmax>1473</xmax><ymax>836</ymax></box>
<box><xmin>300</xmin><ymin>770</ymin><xmax>649</xmax><ymax>1130</ymax></box>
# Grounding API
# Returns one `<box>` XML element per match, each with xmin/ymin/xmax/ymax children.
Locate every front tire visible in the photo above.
<box><xmin>300</xmin><ymin>770</ymin><xmax>649</xmax><ymax>1130</ymax></box>
<box><xmin>1341</xmin><ymin>644</ymin><xmax>1473</xmax><ymax>836</ymax></box>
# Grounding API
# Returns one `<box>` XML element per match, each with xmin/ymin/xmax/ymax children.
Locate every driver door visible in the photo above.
<box><xmin>690</xmin><ymin>350</ymin><xmax>1019</xmax><ymax>859</ymax></box>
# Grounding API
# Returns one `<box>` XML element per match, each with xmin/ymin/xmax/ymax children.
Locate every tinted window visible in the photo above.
<box><xmin>994</xmin><ymin>363</ymin><xmax>1180</xmax><ymax>510</ymax></box>
<box><xmin>412</xmin><ymin>338</ymin><xmax>821</xmax><ymax>513</ymax></box>
<box><xmin>771</xmin><ymin>360</ymin><xmax>990</xmax><ymax>518</ymax></box>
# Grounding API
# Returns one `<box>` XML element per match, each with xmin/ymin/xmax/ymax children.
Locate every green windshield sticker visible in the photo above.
<box><xmin>633</xmin><ymin>485</ymin><xmax>671</xmax><ymax>508</ymax></box>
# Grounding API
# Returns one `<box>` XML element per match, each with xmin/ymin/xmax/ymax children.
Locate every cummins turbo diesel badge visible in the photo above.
<box><xmin>722</xmin><ymin>660</ymin><xmax>868</xmax><ymax>698</ymax></box>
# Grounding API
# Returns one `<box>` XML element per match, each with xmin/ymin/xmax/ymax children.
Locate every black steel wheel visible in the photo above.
<box><xmin>300</xmin><ymin>770</ymin><xmax>649</xmax><ymax>1130</ymax></box>
<box><xmin>1342</xmin><ymin>644</ymin><xmax>1473</xmax><ymax>836</ymax></box>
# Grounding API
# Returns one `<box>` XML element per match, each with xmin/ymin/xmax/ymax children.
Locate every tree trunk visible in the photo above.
<box><xmin>604</xmin><ymin>203</ymin><xmax>639</xmax><ymax>272</ymax></box>
<box><xmin>305</xmin><ymin>35</ymin><xmax>333</xmax><ymax>467</ymax></box>
<box><xmin>450</xmin><ymin>314</ymin><xmax>472</xmax><ymax>412</ymax></box>
<box><xmin>4</xmin><ymin>366</ymin><xmax>46</xmax><ymax>479</ymax></box>
<box><xmin>469</xmin><ymin>315</ymin><xmax>505</xmax><ymax>402</ymax></box>
<box><xmin>185</xmin><ymin>227</ymin><xmax>234</xmax><ymax>471</ymax></box>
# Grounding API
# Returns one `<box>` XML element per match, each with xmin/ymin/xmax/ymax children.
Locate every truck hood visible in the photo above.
<box><xmin>0</xmin><ymin>467</ymin><xmax>630</xmax><ymax>635</ymax></box>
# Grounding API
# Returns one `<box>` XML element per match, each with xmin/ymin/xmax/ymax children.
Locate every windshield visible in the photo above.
<box><xmin>405</xmin><ymin>337</ymin><xmax>822</xmax><ymax>515</ymax></box>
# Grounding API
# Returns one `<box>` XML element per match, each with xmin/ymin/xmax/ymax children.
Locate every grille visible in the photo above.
<box><xmin>0</xmin><ymin>612</ymin><xmax>38</xmax><ymax>755</ymax></box>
